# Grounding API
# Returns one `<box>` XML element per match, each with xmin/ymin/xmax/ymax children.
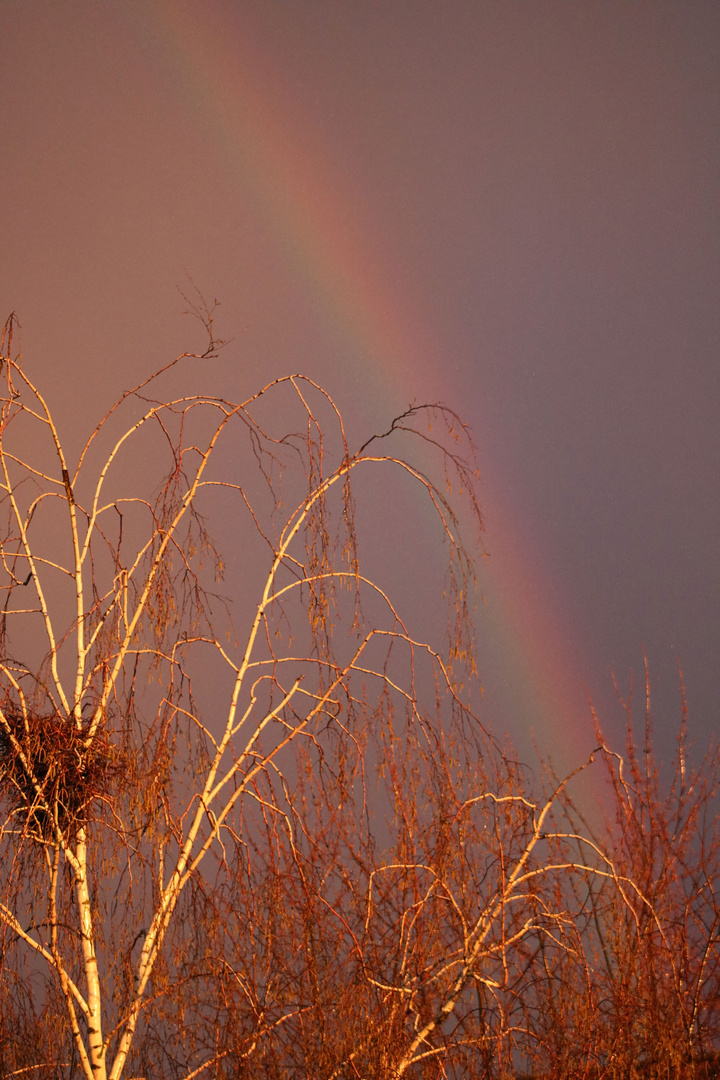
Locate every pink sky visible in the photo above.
<box><xmin>2</xmin><ymin>0</ymin><xmax>718</xmax><ymax>773</ymax></box>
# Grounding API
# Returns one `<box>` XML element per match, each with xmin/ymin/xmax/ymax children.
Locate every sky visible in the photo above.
<box><xmin>1</xmin><ymin>0</ymin><xmax>718</xmax><ymax>779</ymax></box>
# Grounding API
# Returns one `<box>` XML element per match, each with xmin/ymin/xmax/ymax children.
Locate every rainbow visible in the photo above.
<box><xmin>132</xmin><ymin>0</ymin><xmax>606</xmax><ymax>784</ymax></box>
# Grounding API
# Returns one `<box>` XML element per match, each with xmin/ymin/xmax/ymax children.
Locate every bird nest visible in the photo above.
<box><xmin>0</xmin><ymin>700</ymin><xmax>120</xmax><ymax>841</ymax></box>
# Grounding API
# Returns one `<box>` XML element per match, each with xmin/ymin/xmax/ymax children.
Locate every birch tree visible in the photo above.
<box><xmin>0</xmin><ymin>305</ymin><xmax>489</xmax><ymax>1078</ymax></box>
<box><xmin>1</xmin><ymin>308</ymin><xmax>716</xmax><ymax>1080</ymax></box>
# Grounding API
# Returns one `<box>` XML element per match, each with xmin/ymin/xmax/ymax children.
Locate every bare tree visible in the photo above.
<box><xmin>1</xmin><ymin>308</ymin><xmax>717</xmax><ymax>1080</ymax></box>
<box><xmin>520</xmin><ymin>666</ymin><xmax>720</xmax><ymax>1080</ymax></box>
<box><xmin>0</xmin><ymin>304</ymin><xmax>486</xmax><ymax>1078</ymax></box>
